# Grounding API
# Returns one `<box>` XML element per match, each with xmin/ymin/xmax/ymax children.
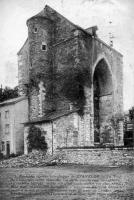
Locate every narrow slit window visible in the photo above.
<box><xmin>34</xmin><ymin>27</ymin><xmax>38</xmax><ymax>33</ymax></box>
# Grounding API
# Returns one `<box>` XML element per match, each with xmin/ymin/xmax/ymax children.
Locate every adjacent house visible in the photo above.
<box><xmin>0</xmin><ymin>96</ymin><xmax>28</xmax><ymax>156</ymax></box>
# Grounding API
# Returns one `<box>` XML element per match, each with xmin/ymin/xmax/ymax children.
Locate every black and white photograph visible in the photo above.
<box><xmin>0</xmin><ymin>0</ymin><xmax>134</xmax><ymax>199</ymax></box>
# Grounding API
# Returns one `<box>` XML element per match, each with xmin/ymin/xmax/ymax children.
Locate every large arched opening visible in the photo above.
<box><xmin>93</xmin><ymin>59</ymin><xmax>113</xmax><ymax>144</ymax></box>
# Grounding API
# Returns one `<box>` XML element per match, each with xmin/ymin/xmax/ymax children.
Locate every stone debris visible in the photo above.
<box><xmin>0</xmin><ymin>149</ymin><xmax>133</xmax><ymax>168</ymax></box>
<box><xmin>0</xmin><ymin>151</ymin><xmax>50</xmax><ymax>168</ymax></box>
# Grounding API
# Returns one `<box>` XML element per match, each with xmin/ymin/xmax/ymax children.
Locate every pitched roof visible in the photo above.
<box><xmin>27</xmin><ymin>5</ymin><xmax>93</xmax><ymax>36</ymax></box>
<box><xmin>25</xmin><ymin>5</ymin><xmax>122</xmax><ymax>56</ymax></box>
<box><xmin>26</xmin><ymin>5</ymin><xmax>54</xmax><ymax>24</ymax></box>
<box><xmin>0</xmin><ymin>96</ymin><xmax>28</xmax><ymax>107</ymax></box>
<box><xmin>24</xmin><ymin>108</ymin><xmax>78</xmax><ymax>125</ymax></box>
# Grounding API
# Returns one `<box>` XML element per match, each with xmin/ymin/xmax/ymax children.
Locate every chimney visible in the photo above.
<box><xmin>85</xmin><ymin>26</ymin><xmax>98</xmax><ymax>37</ymax></box>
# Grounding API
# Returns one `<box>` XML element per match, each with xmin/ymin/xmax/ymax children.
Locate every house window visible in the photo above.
<box><xmin>5</xmin><ymin>124</ymin><xmax>10</xmax><ymax>134</ymax></box>
<box><xmin>5</xmin><ymin>110</ymin><xmax>9</xmax><ymax>119</ymax></box>
<box><xmin>41</xmin><ymin>42</ymin><xmax>47</xmax><ymax>51</ymax></box>
<box><xmin>2</xmin><ymin>141</ymin><xmax>5</xmax><ymax>151</ymax></box>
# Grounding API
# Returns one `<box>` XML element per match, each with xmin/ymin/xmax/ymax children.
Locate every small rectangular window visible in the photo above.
<box><xmin>5</xmin><ymin>110</ymin><xmax>9</xmax><ymax>119</ymax></box>
<box><xmin>41</xmin><ymin>44</ymin><xmax>47</xmax><ymax>51</ymax></box>
<box><xmin>2</xmin><ymin>141</ymin><xmax>5</xmax><ymax>151</ymax></box>
<box><xmin>41</xmin><ymin>42</ymin><xmax>47</xmax><ymax>51</ymax></box>
<box><xmin>5</xmin><ymin>124</ymin><xmax>10</xmax><ymax>134</ymax></box>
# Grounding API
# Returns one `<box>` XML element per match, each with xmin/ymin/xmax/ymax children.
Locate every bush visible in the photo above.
<box><xmin>0</xmin><ymin>86</ymin><xmax>19</xmax><ymax>102</ymax></box>
<box><xmin>27</xmin><ymin>125</ymin><xmax>48</xmax><ymax>152</ymax></box>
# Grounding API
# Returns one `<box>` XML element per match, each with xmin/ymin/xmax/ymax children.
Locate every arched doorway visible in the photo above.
<box><xmin>93</xmin><ymin>59</ymin><xmax>113</xmax><ymax>144</ymax></box>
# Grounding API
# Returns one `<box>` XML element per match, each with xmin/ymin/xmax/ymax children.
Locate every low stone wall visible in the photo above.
<box><xmin>58</xmin><ymin>147</ymin><xmax>134</xmax><ymax>166</ymax></box>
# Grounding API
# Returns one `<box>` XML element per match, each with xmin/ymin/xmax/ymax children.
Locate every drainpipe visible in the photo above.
<box><xmin>51</xmin><ymin>120</ymin><xmax>54</xmax><ymax>155</ymax></box>
<box><xmin>66</xmin><ymin>129</ymin><xmax>69</xmax><ymax>148</ymax></box>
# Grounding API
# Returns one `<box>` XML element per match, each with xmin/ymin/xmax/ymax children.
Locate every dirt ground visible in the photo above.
<box><xmin>0</xmin><ymin>165</ymin><xmax>134</xmax><ymax>200</ymax></box>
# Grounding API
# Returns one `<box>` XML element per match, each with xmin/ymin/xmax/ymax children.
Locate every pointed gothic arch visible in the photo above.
<box><xmin>93</xmin><ymin>58</ymin><xmax>113</xmax><ymax>143</ymax></box>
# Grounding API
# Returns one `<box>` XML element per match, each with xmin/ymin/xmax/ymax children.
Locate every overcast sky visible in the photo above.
<box><xmin>0</xmin><ymin>0</ymin><xmax>134</xmax><ymax>111</ymax></box>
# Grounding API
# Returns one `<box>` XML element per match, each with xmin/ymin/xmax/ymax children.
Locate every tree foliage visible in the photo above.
<box><xmin>0</xmin><ymin>86</ymin><xmax>19</xmax><ymax>102</ymax></box>
<box><xmin>27</xmin><ymin>125</ymin><xmax>48</xmax><ymax>151</ymax></box>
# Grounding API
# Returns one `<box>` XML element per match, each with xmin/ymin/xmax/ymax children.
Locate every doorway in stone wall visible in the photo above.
<box><xmin>93</xmin><ymin>59</ymin><xmax>113</xmax><ymax>144</ymax></box>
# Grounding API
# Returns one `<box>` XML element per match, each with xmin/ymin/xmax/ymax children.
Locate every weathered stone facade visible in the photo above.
<box><xmin>57</xmin><ymin>147</ymin><xmax>134</xmax><ymax>166</ymax></box>
<box><xmin>18</xmin><ymin>5</ymin><xmax>124</xmax><ymax>154</ymax></box>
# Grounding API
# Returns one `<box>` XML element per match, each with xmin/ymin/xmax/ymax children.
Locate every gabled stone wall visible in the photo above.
<box><xmin>21</xmin><ymin>6</ymin><xmax>123</xmax><ymax>150</ymax></box>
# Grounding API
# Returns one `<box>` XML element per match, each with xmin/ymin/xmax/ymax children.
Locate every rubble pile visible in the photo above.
<box><xmin>0</xmin><ymin>151</ymin><xmax>49</xmax><ymax>168</ymax></box>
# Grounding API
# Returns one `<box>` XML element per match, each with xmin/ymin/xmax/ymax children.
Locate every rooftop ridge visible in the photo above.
<box><xmin>0</xmin><ymin>96</ymin><xmax>28</xmax><ymax>106</ymax></box>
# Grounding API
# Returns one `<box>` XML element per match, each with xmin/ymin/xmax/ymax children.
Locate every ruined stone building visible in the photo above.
<box><xmin>17</xmin><ymin>5</ymin><xmax>124</xmax><ymax>154</ymax></box>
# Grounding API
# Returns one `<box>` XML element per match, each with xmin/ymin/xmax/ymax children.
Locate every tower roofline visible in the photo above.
<box><xmin>20</xmin><ymin>5</ymin><xmax>122</xmax><ymax>57</ymax></box>
<box><xmin>26</xmin><ymin>5</ymin><xmax>54</xmax><ymax>25</ymax></box>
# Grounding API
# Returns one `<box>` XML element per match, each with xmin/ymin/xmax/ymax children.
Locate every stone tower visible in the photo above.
<box><xmin>26</xmin><ymin>11</ymin><xmax>55</xmax><ymax>120</ymax></box>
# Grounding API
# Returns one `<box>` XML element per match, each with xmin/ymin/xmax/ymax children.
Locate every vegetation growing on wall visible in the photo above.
<box><xmin>27</xmin><ymin>125</ymin><xmax>48</xmax><ymax>152</ymax></box>
<box><xmin>29</xmin><ymin>36</ymin><xmax>92</xmax><ymax>117</ymax></box>
<box><xmin>29</xmin><ymin>62</ymin><xmax>91</xmax><ymax>116</ymax></box>
<box><xmin>29</xmin><ymin>58</ymin><xmax>54</xmax><ymax>99</ymax></box>
<box><xmin>56</xmin><ymin>65</ymin><xmax>91</xmax><ymax>116</ymax></box>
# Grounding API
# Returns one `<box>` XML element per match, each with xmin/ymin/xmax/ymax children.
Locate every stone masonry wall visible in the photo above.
<box><xmin>21</xmin><ymin>6</ymin><xmax>123</xmax><ymax>149</ymax></box>
<box><xmin>77</xmin><ymin>31</ymin><xmax>123</xmax><ymax>118</ymax></box>
<box><xmin>26</xmin><ymin>6</ymin><xmax>123</xmax><ymax>120</ymax></box>
<box><xmin>27</xmin><ymin>16</ymin><xmax>54</xmax><ymax>120</ymax></box>
<box><xmin>58</xmin><ymin>147</ymin><xmax>134</xmax><ymax>166</ymax></box>
<box><xmin>47</xmin><ymin>111</ymin><xmax>94</xmax><ymax>150</ymax></box>
<box><xmin>24</xmin><ymin>111</ymin><xmax>94</xmax><ymax>155</ymax></box>
<box><xmin>93</xmin><ymin>38</ymin><xmax>123</xmax><ymax>116</ymax></box>
<box><xmin>77</xmin><ymin>32</ymin><xmax>123</xmax><ymax>145</ymax></box>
